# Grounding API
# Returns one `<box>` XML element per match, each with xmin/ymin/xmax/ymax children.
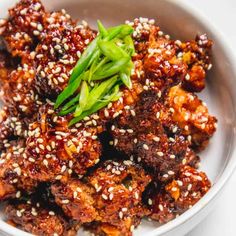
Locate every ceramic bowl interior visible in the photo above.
<box><xmin>0</xmin><ymin>0</ymin><xmax>236</xmax><ymax>236</ymax></box>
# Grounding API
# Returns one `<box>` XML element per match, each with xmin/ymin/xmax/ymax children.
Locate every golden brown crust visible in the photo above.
<box><xmin>149</xmin><ymin>166</ymin><xmax>211</xmax><ymax>223</ymax></box>
<box><xmin>5</xmin><ymin>200</ymin><xmax>79</xmax><ymax>236</ymax></box>
<box><xmin>167</xmin><ymin>85</ymin><xmax>217</xmax><ymax>151</ymax></box>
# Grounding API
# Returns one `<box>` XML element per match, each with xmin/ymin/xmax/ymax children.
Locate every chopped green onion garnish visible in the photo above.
<box><xmin>55</xmin><ymin>21</ymin><xmax>135</xmax><ymax>125</ymax></box>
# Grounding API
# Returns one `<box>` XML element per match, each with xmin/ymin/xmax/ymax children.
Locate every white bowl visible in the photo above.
<box><xmin>0</xmin><ymin>0</ymin><xmax>236</xmax><ymax>236</ymax></box>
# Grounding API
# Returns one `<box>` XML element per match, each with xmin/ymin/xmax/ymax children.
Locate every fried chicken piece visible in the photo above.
<box><xmin>167</xmin><ymin>85</ymin><xmax>217</xmax><ymax>151</ymax></box>
<box><xmin>180</xmin><ymin>34</ymin><xmax>213</xmax><ymax>92</ymax></box>
<box><xmin>87</xmin><ymin>160</ymin><xmax>151</xmax><ymax>234</ymax></box>
<box><xmin>0</xmin><ymin>107</ymin><xmax>31</xmax><ymax>151</ymax></box>
<box><xmin>51</xmin><ymin>160</ymin><xmax>151</xmax><ymax>235</ymax></box>
<box><xmin>0</xmin><ymin>62</ymin><xmax>42</xmax><ymax>117</ymax></box>
<box><xmin>5</xmin><ymin>199</ymin><xmax>79</xmax><ymax>236</ymax></box>
<box><xmin>0</xmin><ymin>140</ymin><xmax>37</xmax><ymax>200</ymax></box>
<box><xmin>25</xmin><ymin>103</ymin><xmax>103</xmax><ymax>182</ymax></box>
<box><xmin>142</xmin><ymin>26</ymin><xmax>187</xmax><ymax>92</ymax></box>
<box><xmin>51</xmin><ymin>179</ymin><xmax>98</xmax><ymax>223</ymax></box>
<box><xmin>34</xmin><ymin>21</ymin><xmax>96</xmax><ymax>97</ymax></box>
<box><xmin>0</xmin><ymin>0</ymin><xmax>46</xmax><ymax>58</ymax></box>
<box><xmin>109</xmin><ymin>90</ymin><xmax>199</xmax><ymax>182</ymax></box>
<box><xmin>149</xmin><ymin>166</ymin><xmax>211</xmax><ymax>223</ymax></box>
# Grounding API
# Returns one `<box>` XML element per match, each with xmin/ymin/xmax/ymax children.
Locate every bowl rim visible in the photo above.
<box><xmin>0</xmin><ymin>0</ymin><xmax>236</xmax><ymax>236</ymax></box>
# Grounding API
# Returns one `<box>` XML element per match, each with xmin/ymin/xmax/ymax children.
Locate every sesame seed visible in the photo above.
<box><xmin>61</xmin><ymin>199</ymin><xmax>69</xmax><ymax>204</ymax></box>
<box><xmin>109</xmin><ymin>193</ymin><xmax>114</xmax><ymax>200</ymax></box>
<box><xmin>16</xmin><ymin>191</ymin><xmax>21</xmax><ymax>198</ymax></box>
<box><xmin>156</xmin><ymin>112</ymin><xmax>160</xmax><ymax>119</ymax></box>
<box><xmin>29</xmin><ymin>158</ymin><xmax>35</xmax><ymax>163</ymax></box>
<box><xmin>143</xmin><ymin>144</ymin><xmax>149</xmax><ymax>150</ymax></box>
<box><xmin>61</xmin><ymin>165</ymin><xmax>67</xmax><ymax>173</ymax></box>
<box><xmin>130</xmin><ymin>110</ymin><xmax>136</xmax><ymax>116</ymax></box>
<box><xmin>185</xmin><ymin>73</ymin><xmax>190</xmax><ymax>80</ymax></box>
<box><xmin>157</xmin><ymin>151</ymin><xmax>164</xmax><ymax>156</ymax></box>
<box><xmin>168</xmin><ymin>170</ymin><xmax>175</xmax><ymax>175</ymax></box>
<box><xmin>102</xmin><ymin>194</ymin><xmax>108</xmax><ymax>200</ymax></box>
<box><xmin>16</xmin><ymin>210</ymin><xmax>22</xmax><ymax>217</ymax></box>
<box><xmin>170</xmin><ymin>154</ymin><xmax>176</xmax><ymax>159</ymax></box>
<box><xmin>134</xmin><ymin>192</ymin><xmax>139</xmax><ymax>199</ymax></box>
<box><xmin>148</xmin><ymin>198</ymin><xmax>153</xmax><ymax>205</ymax></box>
<box><xmin>55</xmin><ymin>175</ymin><xmax>62</xmax><ymax>180</ymax></box>
<box><xmin>49</xmin><ymin>211</ymin><xmax>55</xmax><ymax>216</ymax></box>
<box><xmin>119</xmin><ymin>211</ymin><xmax>123</xmax><ymax>219</ymax></box>
<box><xmin>158</xmin><ymin>204</ymin><xmax>164</xmax><ymax>211</ymax></box>
<box><xmin>188</xmin><ymin>184</ymin><xmax>192</xmax><ymax>191</ymax></box>
<box><xmin>153</xmin><ymin>136</ymin><xmax>160</xmax><ymax>142</ymax></box>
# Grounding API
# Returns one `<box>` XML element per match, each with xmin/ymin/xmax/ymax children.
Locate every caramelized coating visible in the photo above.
<box><xmin>0</xmin><ymin>0</ymin><xmax>46</xmax><ymax>58</ymax></box>
<box><xmin>0</xmin><ymin>107</ymin><xmax>30</xmax><ymax>151</ymax></box>
<box><xmin>51</xmin><ymin>179</ymin><xmax>98</xmax><ymax>223</ymax></box>
<box><xmin>109</xmin><ymin>90</ymin><xmax>199</xmax><ymax>182</ymax></box>
<box><xmin>51</xmin><ymin>160</ymin><xmax>151</xmax><ymax>235</ymax></box>
<box><xmin>34</xmin><ymin>21</ymin><xmax>96</xmax><ymax>97</ymax></box>
<box><xmin>0</xmin><ymin>140</ymin><xmax>37</xmax><ymax>200</ymax></box>
<box><xmin>180</xmin><ymin>34</ymin><xmax>213</xmax><ymax>92</ymax></box>
<box><xmin>167</xmin><ymin>85</ymin><xmax>217</xmax><ymax>151</ymax></box>
<box><xmin>149</xmin><ymin>166</ymin><xmax>211</xmax><ymax>223</ymax></box>
<box><xmin>0</xmin><ymin>63</ymin><xmax>41</xmax><ymax>117</ymax></box>
<box><xmin>142</xmin><ymin>27</ymin><xmax>187</xmax><ymax>92</ymax></box>
<box><xmin>25</xmin><ymin>103</ymin><xmax>103</xmax><ymax>182</ymax></box>
<box><xmin>5</xmin><ymin>200</ymin><xmax>79</xmax><ymax>236</ymax></box>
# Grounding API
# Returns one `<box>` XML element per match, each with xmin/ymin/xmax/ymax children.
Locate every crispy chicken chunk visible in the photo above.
<box><xmin>5</xmin><ymin>199</ymin><xmax>79</xmax><ymax>236</ymax></box>
<box><xmin>167</xmin><ymin>85</ymin><xmax>217</xmax><ymax>151</ymax></box>
<box><xmin>0</xmin><ymin>140</ymin><xmax>37</xmax><ymax>200</ymax></box>
<box><xmin>25</xmin><ymin>103</ymin><xmax>103</xmax><ymax>182</ymax></box>
<box><xmin>109</xmin><ymin>90</ymin><xmax>199</xmax><ymax>182</ymax></box>
<box><xmin>149</xmin><ymin>166</ymin><xmax>211</xmax><ymax>223</ymax></box>
<box><xmin>180</xmin><ymin>34</ymin><xmax>213</xmax><ymax>92</ymax></box>
<box><xmin>51</xmin><ymin>160</ymin><xmax>151</xmax><ymax>235</ymax></box>
<box><xmin>34</xmin><ymin>20</ymin><xmax>96</xmax><ymax>97</ymax></box>
<box><xmin>0</xmin><ymin>0</ymin><xmax>46</xmax><ymax>58</ymax></box>
<box><xmin>51</xmin><ymin>179</ymin><xmax>98</xmax><ymax>223</ymax></box>
<box><xmin>0</xmin><ymin>63</ymin><xmax>41</xmax><ymax>117</ymax></box>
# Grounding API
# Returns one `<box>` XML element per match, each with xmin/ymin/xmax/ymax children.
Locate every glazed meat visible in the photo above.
<box><xmin>25</xmin><ymin>103</ymin><xmax>103</xmax><ymax>182</ymax></box>
<box><xmin>51</xmin><ymin>178</ymin><xmax>98</xmax><ymax>223</ymax></box>
<box><xmin>34</xmin><ymin>15</ymin><xmax>96</xmax><ymax>97</ymax></box>
<box><xmin>180</xmin><ymin>34</ymin><xmax>213</xmax><ymax>92</ymax></box>
<box><xmin>0</xmin><ymin>63</ymin><xmax>41</xmax><ymax>117</ymax></box>
<box><xmin>109</xmin><ymin>90</ymin><xmax>200</xmax><ymax>182</ymax></box>
<box><xmin>149</xmin><ymin>166</ymin><xmax>211</xmax><ymax>223</ymax></box>
<box><xmin>166</xmin><ymin>85</ymin><xmax>217</xmax><ymax>151</ymax></box>
<box><xmin>0</xmin><ymin>140</ymin><xmax>37</xmax><ymax>200</ymax></box>
<box><xmin>0</xmin><ymin>0</ymin><xmax>46</xmax><ymax>59</ymax></box>
<box><xmin>5</xmin><ymin>199</ymin><xmax>79</xmax><ymax>236</ymax></box>
<box><xmin>51</xmin><ymin>160</ymin><xmax>151</xmax><ymax>235</ymax></box>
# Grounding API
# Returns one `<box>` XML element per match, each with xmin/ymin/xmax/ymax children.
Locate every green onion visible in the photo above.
<box><xmin>98</xmin><ymin>41</ymin><xmax>129</xmax><ymax>61</ymax></box>
<box><xmin>120</xmin><ymin>72</ymin><xmax>132</xmax><ymax>89</ymax></box>
<box><xmin>60</xmin><ymin>93</ymin><xmax>80</xmax><ymax>112</ymax></box>
<box><xmin>55</xmin><ymin>72</ymin><xmax>84</xmax><ymax>109</ymax></box>
<box><xmin>97</xmin><ymin>20</ymin><xmax>108</xmax><ymax>38</ymax></box>
<box><xmin>69</xmin><ymin>86</ymin><xmax>121</xmax><ymax>126</ymax></box>
<box><xmin>84</xmin><ymin>75</ymin><xmax>118</xmax><ymax>110</ymax></box>
<box><xmin>92</xmin><ymin>57</ymin><xmax>130</xmax><ymax>80</ymax></box>
<box><xmin>124</xmin><ymin>35</ymin><xmax>135</xmax><ymax>56</ymax></box>
<box><xmin>59</xmin><ymin>105</ymin><xmax>77</xmax><ymax>116</ymax></box>
<box><xmin>74</xmin><ymin>81</ymin><xmax>89</xmax><ymax>116</ymax></box>
<box><xmin>69</xmin><ymin>37</ymin><xmax>100</xmax><ymax>84</ymax></box>
<box><xmin>55</xmin><ymin>21</ymin><xmax>136</xmax><ymax>125</ymax></box>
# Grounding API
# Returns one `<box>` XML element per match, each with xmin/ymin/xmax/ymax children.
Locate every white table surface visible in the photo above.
<box><xmin>180</xmin><ymin>0</ymin><xmax>236</xmax><ymax>235</ymax></box>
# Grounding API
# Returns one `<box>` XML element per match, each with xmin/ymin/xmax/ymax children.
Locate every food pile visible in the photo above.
<box><xmin>0</xmin><ymin>0</ymin><xmax>217</xmax><ymax>235</ymax></box>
